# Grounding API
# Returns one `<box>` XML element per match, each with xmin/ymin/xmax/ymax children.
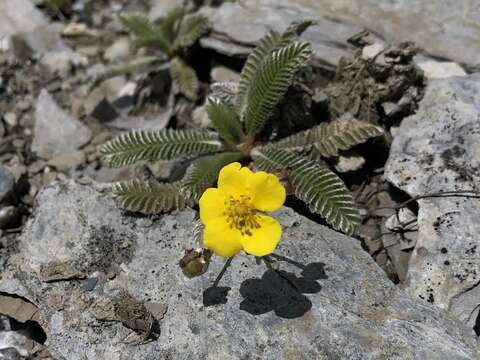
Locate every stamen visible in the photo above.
<box><xmin>224</xmin><ymin>195</ymin><xmax>261</xmax><ymax>236</ymax></box>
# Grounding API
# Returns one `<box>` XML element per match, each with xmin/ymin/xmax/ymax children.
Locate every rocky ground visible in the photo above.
<box><xmin>0</xmin><ymin>0</ymin><xmax>479</xmax><ymax>359</ymax></box>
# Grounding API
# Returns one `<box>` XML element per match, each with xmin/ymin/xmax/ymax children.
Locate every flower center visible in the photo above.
<box><xmin>224</xmin><ymin>195</ymin><xmax>261</xmax><ymax>236</ymax></box>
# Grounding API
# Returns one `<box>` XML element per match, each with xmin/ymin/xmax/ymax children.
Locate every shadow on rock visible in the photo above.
<box><xmin>271</xmin><ymin>254</ymin><xmax>328</xmax><ymax>281</ymax></box>
<box><xmin>203</xmin><ymin>286</ymin><xmax>231</xmax><ymax>307</ymax></box>
<box><xmin>239</xmin><ymin>257</ymin><xmax>327</xmax><ymax>319</ymax></box>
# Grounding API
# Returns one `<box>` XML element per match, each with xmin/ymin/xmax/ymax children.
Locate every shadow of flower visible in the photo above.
<box><xmin>203</xmin><ymin>286</ymin><xmax>231</xmax><ymax>307</ymax></box>
<box><xmin>239</xmin><ymin>258</ymin><xmax>327</xmax><ymax>319</ymax></box>
<box><xmin>201</xmin><ymin>254</ymin><xmax>327</xmax><ymax>317</ymax></box>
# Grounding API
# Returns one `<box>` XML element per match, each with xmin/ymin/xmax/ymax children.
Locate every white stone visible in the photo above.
<box><xmin>103</xmin><ymin>37</ymin><xmax>131</xmax><ymax>63</ymax></box>
<box><xmin>32</xmin><ymin>90</ymin><xmax>92</xmax><ymax>159</ymax></box>
<box><xmin>3</xmin><ymin>113</ymin><xmax>17</xmax><ymax>127</ymax></box>
<box><xmin>362</xmin><ymin>43</ymin><xmax>386</xmax><ymax>60</ymax></box>
<box><xmin>417</xmin><ymin>60</ymin><xmax>467</xmax><ymax>79</ymax></box>
<box><xmin>334</xmin><ymin>155</ymin><xmax>365</xmax><ymax>173</ymax></box>
<box><xmin>210</xmin><ymin>66</ymin><xmax>241</xmax><ymax>83</ymax></box>
<box><xmin>0</xmin><ymin>0</ymin><xmax>47</xmax><ymax>39</ymax></box>
<box><xmin>149</xmin><ymin>0</ymin><xmax>179</xmax><ymax>20</ymax></box>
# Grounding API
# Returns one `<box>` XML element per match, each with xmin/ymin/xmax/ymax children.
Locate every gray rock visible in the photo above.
<box><xmin>382</xmin><ymin>208</ymin><xmax>418</xmax><ymax>282</ymax></box>
<box><xmin>309</xmin><ymin>0</ymin><xmax>480</xmax><ymax>70</ymax></box>
<box><xmin>47</xmin><ymin>150</ymin><xmax>86</xmax><ymax>172</ymax></box>
<box><xmin>200</xmin><ymin>0</ymin><xmax>365</xmax><ymax>71</ymax></box>
<box><xmin>385</xmin><ymin>74</ymin><xmax>480</xmax><ymax>331</ymax></box>
<box><xmin>191</xmin><ymin>105</ymin><xmax>211</xmax><ymax>128</ymax></box>
<box><xmin>203</xmin><ymin>0</ymin><xmax>480</xmax><ymax>70</ymax></box>
<box><xmin>106</xmin><ymin>114</ymin><xmax>171</xmax><ymax>131</ymax></box>
<box><xmin>40</xmin><ymin>46</ymin><xmax>88</xmax><ymax>76</ymax></box>
<box><xmin>80</xmin><ymin>163</ymin><xmax>147</xmax><ymax>184</ymax></box>
<box><xmin>83</xmin><ymin>76</ymin><xmax>127</xmax><ymax>116</ymax></box>
<box><xmin>11</xmin><ymin>26</ymin><xmax>61</xmax><ymax>58</ymax></box>
<box><xmin>210</xmin><ymin>66</ymin><xmax>240</xmax><ymax>84</ymax></box>
<box><xmin>0</xmin><ymin>206</ymin><xmax>18</xmax><ymax>229</ymax></box>
<box><xmin>416</xmin><ymin>60</ymin><xmax>467</xmax><ymax>80</ymax></box>
<box><xmin>103</xmin><ymin>37</ymin><xmax>131</xmax><ymax>63</ymax></box>
<box><xmin>32</xmin><ymin>90</ymin><xmax>92</xmax><ymax>159</ymax></box>
<box><xmin>334</xmin><ymin>154</ymin><xmax>365</xmax><ymax>173</ymax></box>
<box><xmin>149</xmin><ymin>0</ymin><xmax>181</xmax><ymax>20</ymax></box>
<box><xmin>0</xmin><ymin>331</ymin><xmax>31</xmax><ymax>359</ymax></box>
<box><xmin>3</xmin><ymin>113</ymin><xmax>18</xmax><ymax>128</ymax></box>
<box><xmin>0</xmin><ymin>0</ymin><xmax>47</xmax><ymax>41</ymax></box>
<box><xmin>362</xmin><ymin>43</ymin><xmax>386</xmax><ymax>60</ymax></box>
<box><xmin>385</xmin><ymin>209</ymin><xmax>418</xmax><ymax>238</ymax></box>
<box><xmin>1</xmin><ymin>180</ymin><xmax>478</xmax><ymax>359</ymax></box>
<box><xmin>10</xmin><ymin>24</ymin><xmax>87</xmax><ymax>75</ymax></box>
<box><xmin>0</xmin><ymin>166</ymin><xmax>15</xmax><ymax>203</ymax></box>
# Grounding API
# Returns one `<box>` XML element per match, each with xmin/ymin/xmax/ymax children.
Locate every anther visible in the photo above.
<box><xmin>224</xmin><ymin>195</ymin><xmax>261</xmax><ymax>236</ymax></box>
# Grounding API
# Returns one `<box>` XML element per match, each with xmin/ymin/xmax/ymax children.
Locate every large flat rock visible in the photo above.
<box><xmin>200</xmin><ymin>0</ymin><xmax>364</xmax><ymax>70</ymax></box>
<box><xmin>1</xmin><ymin>180</ymin><xmax>478</xmax><ymax>359</ymax></box>
<box><xmin>313</xmin><ymin>0</ymin><xmax>480</xmax><ymax>70</ymax></box>
<box><xmin>202</xmin><ymin>0</ymin><xmax>480</xmax><ymax>70</ymax></box>
<box><xmin>385</xmin><ymin>74</ymin><xmax>480</xmax><ymax>332</ymax></box>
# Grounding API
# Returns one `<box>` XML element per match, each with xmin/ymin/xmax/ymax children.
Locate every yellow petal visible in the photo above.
<box><xmin>217</xmin><ymin>162</ymin><xmax>253</xmax><ymax>198</ymax></box>
<box><xmin>248</xmin><ymin>171</ymin><xmax>286</xmax><ymax>212</ymax></box>
<box><xmin>199</xmin><ymin>188</ymin><xmax>228</xmax><ymax>224</ymax></box>
<box><xmin>204</xmin><ymin>217</ymin><xmax>243</xmax><ymax>258</ymax></box>
<box><xmin>241</xmin><ymin>214</ymin><xmax>282</xmax><ymax>257</ymax></box>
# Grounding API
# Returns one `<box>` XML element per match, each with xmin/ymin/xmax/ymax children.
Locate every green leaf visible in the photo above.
<box><xmin>235</xmin><ymin>30</ymin><xmax>284</xmax><ymax>115</ymax></box>
<box><xmin>101</xmin><ymin>129</ymin><xmax>222</xmax><ymax>168</ymax></box>
<box><xmin>192</xmin><ymin>219</ymin><xmax>204</xmax><ymax>246</ymax></box>
<box><xmin>112</xmin><ymin>180</ymin><xmax>191</xmax><ymax>214</ymax></box>
<box><xmin>291</xmin><ymin>159</ymin><xmax>361</xmax><ymax>235</ymax></box>
<box><xmin>46</xmin><ymin>0</ymin><xmax>69</xmax><ymax>13</ymax></box>
<box><xmin>170</xmin><ymin>57</ymin><xmax>199</xmax><ymax>100</ymax></box>
<box><xmin>174</xmin><ymin>14</ymin><xmax>210</xmax><ymax>50</ymax></box>
<box><xmin>119</xmin><ymin>14</ymin><xmax>151</xmax><ymax>35</ymax></box>
<box><xmin>235</xmin><ymin>20</ymin><xmax>315</xmax><ymax>116</ymax></box>
<box><xmin>119</xmin><ymin>14</ymin><xmax>172</xmax><ymax>54</ymax></box>
<box><xmin>243</xmin><ymin>42</ymin><xmax>312</xmax><ymax>135</ymax></box>
<box><xmin>273</xmin><ymin>117</ymin><xmax>384</xmax><ymax>156</ymax></box>
<box><xmin>252</xmin><ymin>146</ymin><xmax>361</xmax><ymax>235</ymax></box>
<box><xmin>158</xmin><ymin>6</ymin><xmax>186</xmax><ymax>43</ymax></box>
<box><xmin>181</xmin><ymin>152</ymin><xmax>244</xmax><ymax>201</ymax></box>
<box><xmin>206</xmin><ymin>97</ymin><xmax>244</xmax><ymax>145</ymax></box>
<box><xmin>251</xmin><ymin>145</ymin><xmax>302</xmax><ymax>173</ymax></box>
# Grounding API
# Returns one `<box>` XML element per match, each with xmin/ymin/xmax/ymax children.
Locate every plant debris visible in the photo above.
<box><xmin>325</xmin><ymin>31</ymin><xmax>425</xmax><ymax>126</ymax></box>
<box><xmin>91</xmin><ymin>290</ymin><xmax>156</xmax><ymax>345</ymax></box>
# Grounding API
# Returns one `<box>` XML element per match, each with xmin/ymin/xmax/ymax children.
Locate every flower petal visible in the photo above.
<box><xmin>217</xmin><ymin>162</ymin><xmax>253</xmax><ymax>198</ymax></box>
<box><xmin>248</xmin><ymin>171</ymin><xmax>286</xmax><ymax>212</ymax></box>
<box><xmin>204</xmin><ymin>218</ymin><xmax>243</xmax><ymax>258</ymax></box>
<box><xmin>241</xmin><ymin>214</ymin><xmax>282</xmax><ymax>257</ymax></box>
<box><xmin>199</xmin><ymin>188</ymin><xmax>228</xmax><ymax>224</ymax></box>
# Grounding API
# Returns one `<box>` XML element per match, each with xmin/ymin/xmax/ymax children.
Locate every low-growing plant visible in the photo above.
<box><xmin>101</xmin><ymin>22</ymin><xmax>383</xmax><ymax>236</ymax></box>
<box><xmin>44</xmin><ymin>0</ymin><xmax>70</xmax><ymax>16</ymax></box>
<box><xmin>92</xmin><ymin>5</ymin><xmax>210</xmax><ymax>100</ymax></box>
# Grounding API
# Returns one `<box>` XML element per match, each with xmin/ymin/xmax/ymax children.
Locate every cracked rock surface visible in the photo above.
<box><xmin>0</xmin><ymin>180</ymin><xmax>478</xmax><ymax>359</ymax></box>
<box><xmin>202</xmin><ymin>0</ymin><xmax>480</xmax><ymax>70</ymax></box>
<box><xmin>200</xmin><ymin>0</ymin><xmax>365</xmax><ymax>71</ymax></box>
<box><xmin>385</xmin><ymin>74</ymin><xmax>480</xmax><ymax>334</ymax></box>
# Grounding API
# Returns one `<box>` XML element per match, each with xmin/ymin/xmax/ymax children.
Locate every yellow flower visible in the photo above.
<box><xmin>199</xmin><ymin>162</ymin><xmax>286</xmax><ymax>258</ymax></box>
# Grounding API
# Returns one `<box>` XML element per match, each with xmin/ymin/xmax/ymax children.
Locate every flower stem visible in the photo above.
<box><xmin>212</xmin><ymin>257</ymin><xmax>234</xmax><ymax>288</ymax></box>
